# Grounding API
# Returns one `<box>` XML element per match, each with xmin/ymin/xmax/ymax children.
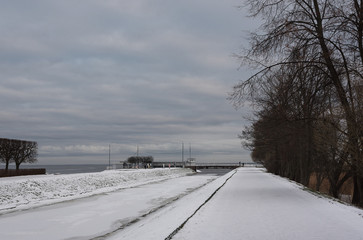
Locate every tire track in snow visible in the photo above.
<box><xmin>89</xmin><ymin>176</ymin><xmax>218</xmax><ymax>240</ymax></box>
<box><xmin>165</xmin><ymin>170</ymin><xmax>237</xmax><ymax>240</ymax></box>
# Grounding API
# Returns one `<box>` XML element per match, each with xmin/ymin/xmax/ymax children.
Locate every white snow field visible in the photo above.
<box><xmin>108</xmin><ymin>168</ymin><xmax>363</xmax><ymax>240</ymax></box>
<box><xmin>172</xmin><ymin>168</ymin><xmax>363</xmax><ymax>240</ymax></box>
<box><xmin>0</xmin><ymin>168</ymin><xmax>193</xmax><ymax>213</ymax></box>
<box><xmin>0</xmin><ymin>168</ymin><xmax>219</xmax><ymax>240</ymax></box>
<box><xmin>1</xmin><ymin>168</ymin><xmax>363</xmax><ymax>240</ymax></box>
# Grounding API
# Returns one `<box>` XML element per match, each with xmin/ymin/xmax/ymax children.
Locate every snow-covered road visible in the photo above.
<box><xmin>0</xmin><ymin>168</ymin><xmax>194</xmax><ymax>213</ymax></box>
<box><xmin>172</xmin><ymin>168</ymin><xmax>363</xmax><ymax>240</ymax></box>
<box><xmin>1</xmin><ymin>168</ymin><xmax>363</xmax><ymax>240</ymax></box>
<box><xmin>107</xmin><ymin>168</ymin><xmax>363</xmax><ymax>240</ymax></box>
<box><xmin>0</xmin><ymin>169</ymin><xmax>218</xmax><ymax>240</ymax></box>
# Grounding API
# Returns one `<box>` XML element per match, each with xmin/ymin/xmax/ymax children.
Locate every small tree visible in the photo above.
<box><xmin>127</xmin><ymin>156</ymin><xmax>153</xmax><ymax>165</ymax></box>
<box><xmin>0</xmin><ymin>138</ymin><xmax>15</xmax><ymax>171</ymax></box>
<box><xmin>0</xmin><ymin>138</ymin><xmax>38</xmax><ymax>171</ymax></box>
<box><xmin>13</xmin><ymin>140</ymin><xmax>38</xmax><ymax>170</ymax></box>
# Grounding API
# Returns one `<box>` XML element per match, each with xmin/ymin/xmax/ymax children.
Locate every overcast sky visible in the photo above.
<box><xmin>0</xmin><ymin>0</ymin><xmax>258</xmax><ymax>165</ymax></box>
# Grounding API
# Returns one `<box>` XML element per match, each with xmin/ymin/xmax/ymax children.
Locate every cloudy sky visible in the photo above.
<box><xmin>0</xmin><ymin>0</ymin><xmax>257</xmax><ymax>165</ymax></box>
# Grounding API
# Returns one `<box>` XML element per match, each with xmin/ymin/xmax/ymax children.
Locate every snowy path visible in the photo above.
<box><xmin>105</xmin><ymin>169</ymin><xmax>236</xmax><ymax>240</ymax></box>
<box><xmin>0</xmin><ymin>170</ymin><xmax>218</xmax><ymax>240</ymax></box>
<box><xmin>1</xmin><ymin>168</ymin><xmax>363</xmax><ymax>240</ymax></box>
<box><xmin>172</xmin><ymin>168</ymin><xmax>363</xmax><ymax>240</ymax></box>
<box><xmin>0</xmin><ymin>168</ymin><xmax>193</xmax><ymax>213</ymax></box>
<box><xmin>107</xmin><ymin>168</ymin><xmax>363</xmax><ymax>240</ymax></box>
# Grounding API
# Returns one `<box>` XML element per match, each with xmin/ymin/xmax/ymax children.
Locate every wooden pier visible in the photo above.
<box><xmin>151</xmin><ymin>162</ymin><xmax>262</xmax><ymax>170</ymax></box>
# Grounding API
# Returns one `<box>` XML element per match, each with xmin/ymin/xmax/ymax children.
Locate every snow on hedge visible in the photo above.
<box><xmin>0</xmin><ymin>168</ymin><xmax>193</xmax><ymax>213</ymax></box>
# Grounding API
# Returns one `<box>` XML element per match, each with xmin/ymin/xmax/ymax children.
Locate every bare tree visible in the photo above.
<box><xmin>127</xmin><ymin>156</ymin><xmax>153</xmax><ymax>165</ymax></box>
<box><xmin>231</xmin><ymin>0</ymin><xmax>363</xmax><ymax>206</ymax></box>
<box><xmin>0</xmin><ymin>138</ymin><xmax>38</xmax><ymax>171</ymax></box>
<box><xmin>313</xmin><ymin>113</ymin><xmax>352</xmax><ymax>198</ymax></box>
<box><xmin>13</xmin><ymin>140</ymin><xmax>38</xmax><ymax>170</ymax></box>
<box><xmin>0</xmin><ymin>138</ymin><xmax>15</xmax><ymax>171</ymax></box>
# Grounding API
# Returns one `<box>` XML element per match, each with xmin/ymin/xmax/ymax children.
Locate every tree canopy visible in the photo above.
<box><xmin>127</xmin><ymin>156</ymin><xmax>154</xmax><ymax>164</ymax></box>
<box><xmin>0</xmin><ymin>138</ymin><xmax>38</xmax><ymax>170</ymax></box>
<box><xmin>231</xmin><ymin>0</ymin><xmax>363</xmax><ymax>206</ymax></box>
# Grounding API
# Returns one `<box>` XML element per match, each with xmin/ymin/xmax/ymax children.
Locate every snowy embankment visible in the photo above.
<box><xmin>0</xmin><ymin>168</ymin><xmax>193</xmax><ymax>213</ymax></box>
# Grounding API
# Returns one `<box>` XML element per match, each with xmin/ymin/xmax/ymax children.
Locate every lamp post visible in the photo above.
<box><xmin>108</xmin><ymin>144</ymin><xmax>111</xmax><ymax>169</ymax></box>
<box><xmin>182</xmin><ymin>142</ymin><xmax>184</xmax><ymax>167</ymax></box>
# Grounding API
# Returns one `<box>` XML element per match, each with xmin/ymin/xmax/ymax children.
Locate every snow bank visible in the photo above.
<box><xmin>0</xmin><ymin>168</ymin><xmax>193</xmax><ymax>213</ymax></box>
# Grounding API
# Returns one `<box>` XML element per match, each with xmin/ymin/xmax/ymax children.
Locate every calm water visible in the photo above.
<box><xmin>5</xmin><ymin>164</ymin><xmax>232</xmax><ymax>176</ymax></box>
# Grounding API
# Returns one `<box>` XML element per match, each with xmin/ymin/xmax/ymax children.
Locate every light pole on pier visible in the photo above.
<box><xmin>108</xmin><ymin>144</ymin><xmax>111</xmax><ymax>169</ymax></box>
<box><xmin>182</xmin><ymin>142</ymin><xmax>184</xmax><ymax>167</ymax></box>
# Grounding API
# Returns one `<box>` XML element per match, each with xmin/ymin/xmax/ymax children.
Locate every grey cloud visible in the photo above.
<box><xmin>0</xmin><ymin>0</ymin><xmax>254</xmax><ymax>164</ymax></box>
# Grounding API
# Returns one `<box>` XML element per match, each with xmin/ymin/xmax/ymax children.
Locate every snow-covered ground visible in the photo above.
<box><xmin>1</xmin><ymin>168</ymin><xmax>363</xmax><ymax>240</ymax></box>
<box><xmin>0</xmin><ymin>168</ymin><xmax>194</xmax><ymax>213</ymax></box>
<box><xmin>171</xmin><ymin>168</ymin><xmax>363</xmax><ymax>239</ymax></box>
<box><xmin>107</xmin><ymin>168</ymin><xmax>363</xmax><ymax>240</ymax></box>
<box><xmin>0</xmin><ymin>168</ymin><xmax>219</xmax><ymax>240</ymax></box>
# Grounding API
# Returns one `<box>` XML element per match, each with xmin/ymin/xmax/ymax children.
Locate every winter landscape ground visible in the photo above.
<box><xmin>0</xmin><ymin>168</ymin><xmax>363</xmax><ymax>240</ymax></box>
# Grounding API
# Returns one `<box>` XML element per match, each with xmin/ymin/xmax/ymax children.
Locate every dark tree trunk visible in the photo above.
<box><xmin>16</xmin><ymin>162</ymin><xmax>20</xmax><ymax>170</ymax></box>
<box><xmin>315</xmin><ymin>172</ymin><xmax>325</xmax><ymax>192</ymax></box>
<box><xmin>352</xmin><ymin>176</ymin><xmax>363</xmax><ymax>207</ymax></box>
<box><xmin>5</xmin><ymin>161</ymin><xmax>9</xmax><ymax>171</ymax></box>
